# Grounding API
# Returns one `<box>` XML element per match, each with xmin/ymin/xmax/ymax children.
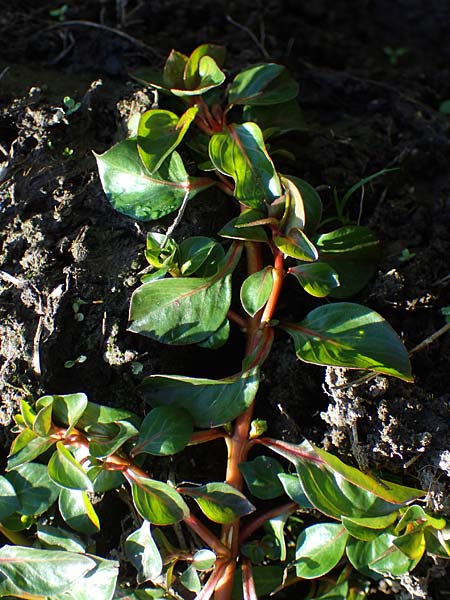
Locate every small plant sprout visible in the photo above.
<box><xmin>383</xmin><ymin>46</ymin><xmax>409</xmax><ymax>66</ymax></box>
<box><xmin>2</xmin><ymin>44</ymin><xmax>448</xmax><ymax>600</ymax></box>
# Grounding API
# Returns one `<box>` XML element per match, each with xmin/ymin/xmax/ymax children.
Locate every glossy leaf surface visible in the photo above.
<box><xmin>181</xmin><ymin>482</ymin><xmax>255</xmax><ymax>524</ymax></box>
<box><xmin>277</xmin><ymin>473</ymin><xmax>313</xmax><ymax>509</ymax></box>
<box><xmin>342</xmin><ymin>512</ymin><xmax>398</xmax><ymax>541</ymax></box>
<box><xmin>240</xmin><ymin>267</ymin><xmax>274</xmax><ymax>317</ymax></box>
<box><xmin>130</xmin><ymin>476</ymin><xmax>189</xmax><ymax>525</ymax></box>
<box><xmin>0</xmin><ymin>476</ymin><xmax>20</xmax><ymax>521</ymax></box>
<box><xmin>178</xmin><ymin>236</ymin><xmax>219</xmax><ymax>276</ymax></box>
<box><xmin>137</xmin><ymin>107</ymin><xmax>198</xmax><ymax>173</ymax></box>
<box><xmin>228</xmin><ymin>63</ymin><xmax>298</xmax><ymax>106</ymax></box>
<box><xmin>209</xmin><ymin>122</ymin><xmax>281</xmax><ymax>208</ymax></box>
<box><xmin>48</xmin><ymin>442</ymin><xmax>93</xmax><ymax>491</ymax></box>
<box><xmin>274</xmin><ymin>227</ymin><xmax>318</xmax><ymax>261</ymax></box>
<box><xmin>140</xmin><ymin>367</ymin><xmax>259</xmax><ymax>428</ymax></box>
<box><xmin>295</xmin><ymin>523</ymin><xmax>348</xmax><ymax>578</ymax></box>
<box><xmin>59</xmin><ymin>488</ymin><xmax>100</xmax><ymax>534</ymax></box>
<box><xmin>88</xmin><ymin>420</ymin><xmax>139</xmax><ymax>458</ymax></box>
<box><xmin>239</xmin><ymin>455</ymin><xmax>284</xmax><ymax>500</ymax></box>
<box><xmin>6</xmin><ymin>463</ymin><xmax>59</xmax><ymax>516</ymax></box>
<box><xmin>129</xmin><ymin>243</ymin><xmax>241</xmax><ymax>345</ymax></box>
<box><xmin>284</xmin><ymin>175</ymin><xmax>322</xmax><ymax>235</ymax></box>
<box><xmin>125</xmin><ymin>521</ymin><xmax>163</xmax><ymax>583</ymax></box>
<box><xmin>95</xmin><ymin>141</ymin><xmax>212</xmax><ymax>221</ymax></box>
<box><xmin>219</xmin><ymin>208</ymin><xmax>269</xmax><ymax>242</ymax></box>
<box><xmin>283</xmin><ymin>302</ymin><xmax>413</xmax><ymax>381</ymax></box>
<box><xmin>7</xmin><ymin>433</ymin><xmax>55</xmax><ymax>470</ymax></box>
<box><xmin>347</xmin><ymin>532</ymin><xmax>418</xmax><ymax>578</ymax></box>
<box><xmin>289</xmin><ymin>262</ymin><xmax>340</xmax><ymax>297</ymax></box>
<box><xmin>36</xmin><ymin>523</ymin><xmax>86</xmax><ymax>553</ymax></box>
<box><xmin>133</xmin><ymin>406</ymin><xmax>193</xmax><ymax>456</ymax></box>
<box><xmin>36</xmin><ymin>393</ymin><xmax>88</xmax><ymax>435</ymax></box>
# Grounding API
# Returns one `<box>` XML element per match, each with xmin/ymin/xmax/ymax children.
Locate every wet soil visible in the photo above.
<box><xmin>1</xmin><ymin>1</ymin><xmax>450</xmax><ymax>598</ymax></box>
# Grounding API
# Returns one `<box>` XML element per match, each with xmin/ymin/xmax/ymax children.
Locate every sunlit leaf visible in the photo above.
<box><xmin>141</xmin><ymin>367</ymin><xmax>260</xmax><ymax>428</ymax></box>
<box><xmin>36</xmin><ymin>393</ymin><xmax>88</xmax><ymax>435</ymax></box>
<box><xmin>125</xmin><ymin>520</ymin><xmax>163</xmax><ymax>584</ymax></box>
<box><xmin>129</xmin><ymin>243</ymin><xmax>242</xmax><ymax>345</ymax></box>
<box><xmin>274</xmin><ymin>228</ymin><xmax>318</xmax><ymax>261</ymax></box>
<box><xmin>133</xmin><ymin>406</ymin><xmax>193</xmax><ymax>456</ymax></box>
<box><xmin>7</xmin><ymin>432</ymin><xmax>55</xmax><ymax>470</ymax></box>
<box><xmin>295</xmin><ymin>523</ymin><xmax>348</xmax><ymax>578</ymax></box>
<box><xmin>192</xmin><ymin>549</ymin><xmax>216</xmax><ymax>571</ymax></box>
<box><xmin>137</xmin><ymin>107</ymin><xmax>198</xmax><ymax>173</ymax></box>
<box><xmin>48</xmin><ymin>442</ymin><xmax>93</xmax><ymax>491</ymax></box>
<box><xmin>219</xmin><ymin>208</ymin><xmax>269</xmax><ymax>242</ymax></box>
<box><xmin>393</xmin><ymin>529</ymin><xmax>426</xmax><ymax>560</ymax></box>
<box><xmin>283</xmin><ymin>176</ymin><xmax>322</xmax><ymax>236</ymax></box>
<box><xmin>178</xmin><ymin>236</ymin><xmax>220</xmax><ymax>276</ymax></box>
<box><xmin>209</xmin><ymin>122</ymin><xmax>281</xmax><ymax>208</ymax></box>
<box><xmin>288</xmin><ymin>262</ymin><xmax>340</xmax><ymax>297</ymax></box>
<box><xmin>55</xmin><ymin>556</ymin><xmax>119</xmax><ymax>600</ymax></box>
<box><xmin>88</xmin><ymin>420</ymin><xmax>139</xmax><ymax>458</ymax></box>
<box><xmin>59</xmin><ymin>488</ymin><xmax>100</xmax><ymax>534</ymax></box>
<box><xmin>347</xmin><ymin>532</ymin><xmax>419</xmax><ymax>578</ymax></box>
<box><xmin>277</xmin><ymin>473</ymin><xmax>313</xmax><ymax>509</ymax></box>
<box><xmin>130</xmin><ymin>476</ymin><xmax>189</xmax><ymax>525</ymax></box>
<box><xmin>240</xmin><ymin>267</ymin><xmax>274</xmax><ymax>317</ymax></box>
<box><xmin>36</xmin><ymin>522</ymin><xmax>86</xmax><ymax>553</ymax></box>
<box><xmin>197</xmin><ymin>318</ymin><xmax>230</xmax><ymax>349</ymax></box>
<box><xmin>228</xmin><ymin>63</ymin><xmax>298</xmax><ymax>106</ymax></box>
<box><xmin>282</xmin><ymin>302</ymin><xmax>413</xmax><ymax>381</ymax></box>
<box><xmin>180</xmin><ymin>482</ymin><xmax>255</xmax><ymax>524</ymax></box>
<box><xmin>342</xmin><ymin>513</ymin><xmax>398</xmax><ymax>541</ymax></box>
<box><xmin>95</xmin><ymin>141</ymin><xmax>213</xmax><ymax>221</ymax></box>
<box><xmin>163</xmin><ymin>49</ymin><xmax>188</xmax><ymax>88</ymax></box>
<box><xmin>180</xmin><ymin>565</ymin><xmax>201</xmax><ymax>593</ymax></box>
<box><xmin>0</xmin><ymin>476</ymin><xmax>20</xmax><ymax>521</ymax></box>
<box><xmin>6</xmin><ymin>463</ymin><xmax>59</xmax><ymax>516</ymax></box>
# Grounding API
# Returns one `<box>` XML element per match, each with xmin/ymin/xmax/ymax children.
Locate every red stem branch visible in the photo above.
<box><xmin>239</xmin><ymin>501</ymin><xmax>298</xmax><ymax>544</ymax></box>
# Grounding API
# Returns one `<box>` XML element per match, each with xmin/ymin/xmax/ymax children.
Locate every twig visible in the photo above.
<box><xmin>225</xmin><ymin>15</ymin><xmax>270</xmax><ymax>59</ymax></box>
<box><xmin>162</xmin><ymin>189</ymin><xmax>190</xmax><ymax>248</ymax></box>
<box><xmin>0</xmin><ymin>66</ymin><xmax>10</xmax><ymax>82</ymax></box>
<box><xmin>409</xmin><ymin>321</ymin><xmax>450</xmax><ymax>356</ymax></box>
<box><xmin>32</xmin><ymin>316</ymin><xmax>44</xmax><ymax>376</ymax></box>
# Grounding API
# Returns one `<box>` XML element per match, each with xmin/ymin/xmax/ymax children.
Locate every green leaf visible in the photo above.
<box><xmin>192</xmin><ymin>549</ymin><xmax>216</xmax><ymax>571</ymax></box>
<box><xmin>59</xmin><ymin>488</ymin><xmax>100</xmax><ymax>534</ymax></box>
<box><xmin>32</xmin><ymin>403</ymin><xmax>52</xmax><ymax>437</ymax></box>
<box><xmin>140</xmin><ymin>367</ymin><xmax>260</xmax><ymax>428</ymax></box>
<box><xmin>36</xmin><ymin>393</ymin><xmax>88</xmax><ymax>435</ymax></box>
<box><xmin>0</xmin><ymin>476</ymin><xmax>20</xmax><ymax>521</ymax></box>
<box><xmin>183</xmin><ymin>44</ymin><xmax>226</xmax><ymax>93</ymax></box>
<box><xmin>315</xmin><ymin>226</ymin><xmax>380</xmax><ymax>297</ymax></box>
<box><xmin>54</xmin><ymin>556</ymin><xmax>119</xmax><ymax>600</ymax></box>
<box><xmin>282</xmin><ymin>302</ymin><xmax>413</xmax><ymax>381</ymax></box>
<box><xmin>393</xmin><ymin>529</ymin><xmax>426</xmax><ymax>560</ymax></box>
<box><xmin>88</xmin><ymin>420</ymin><xmax>139</xmax><ymax>458</ymax></box>
<box><xmin>243</xmin><ymin>99</ymin><xmax>304</xmax><ymax>136</ymax></box>
<box><xmin>197</xmin><ymin>318</ymin><xmax>230</xmax><ymax>349</ymax></box>
<box><xmin>130</xmin><ymin>476</ymin><xmax>189</xmax><ymax>525</ymax></box>
<box><xmin>284</xmin><ymin>176</ymin><xmax>323</xmax><ymax>235</ymax></box>
<box><xmin>20</xmin><ymin>399</ymin><xmax>36</xmax><ymax>429</ymax></box>
<box><xmin>274</xmin><ymin>228</ymin><xmax>318</xmax><ymax>261</ymax></box>
<box><xmin>295</xmin><ymin>523</ymin><xmax>348</xmax><ymax>578</ymax></box>
<box><xmin>163</xmin><ymin>49</ymin><xmax>188</xmax><ymax>88</ymax></box>
<box><xmin>76</xmin><ymin>401</ymin><xmax>141</xmax><ymax>437</ymax></box>
<box><xmin>232</xmin><ymin>565</ymin><xmax>284</xmax><ymax>599</ymax></box>
<box><xmin>342</xmin><ymin>513</ymin><xmax>398</xmax><ymax>541</ymax></box>
<box><xmin>128</xmin><ymin>242</ymin><xmax>242</xmax><ymax>345</ymax></box>
<box><xmin>95</xmin><ymin>141</ymin><xmax>213</xmax><ymax>221</ymax></box>
<box><xmin>180</xmin><ymin>482</ymin><xmax>255</xmax><ymax>524</ymax></box>
<box><xmin>219</xmin><ymin>208</ymin><xmax>269</xmax><ymax>242</ymax></box>
<box><xmin>88</xmin><ymin>467</ymin><xmax>125</xmax><ymax>493</ymax></box>
<box><xmin>265</xmin><ymin>514</ymin><xmax>289</xmax><ymax>561</ymax></box>
<box><xmin>133</xmin><ymin>406</ymin><xmax>193</xmax><ymax>456</ymax></box>
<box><xmin>239</xmin><ymin>456</ymin><xmax>284</xmax><ymax>500</ymax></box>
<box><xmin>6</xmin><ymin>463</ymin><xmax>59</xmax><ymax>516</ymax></box>
<box><xmin>145</xmin><ymin>232</ymin><xmax>178</xmax><ymax>270</ymax></box>
<box><xmin>178</xmin><ymin>236</ymin><xmax>220</xmax><ymax>276</ymax></box>
<box><xmin>36</xmin><ymin>522</ymin><xmax>86</xmax><ymax>553</ymax></box>
<box><xmin>125</xmin><ymin>520</ymin><xmax>163</xmax><ymax>584</ymax></box>
<box><xmin>48</xmin><ymin>442</ymin><xmax>93</xmax><ymax>491</ymax></box>
<box><xmin>0</xmin><ymin>546</ymin><xmax>97</xmax><ymax>597</ymax></box>
<box><xmin>137</xmin><ymin>107</ymin><xmax>198</xmax><ymax>173</ymax></box>
<box><xmin>240</xmin><ymin>267</ymin><xmax>274</xmax><ymax>317</ymax></box>
<box><xmin>308</xmin><ymin>581</ymin><xmax>349</xmax><ymax>600</ymax></box>
<box><xmin>346</xmin><ymin>532</ymin><xmax>419</xmax><ymax>578</ymax></box>
<box><xmin>228</xmin><ymin>63</ymin><xmax>298</xmax><ymax>106</ymax></box>
<box><xmin>395</xmin><ymin>504</ymin><xmax>446</xmax><ymax>533</ymax></box>
<box><xmin>279</xmin><ymin>175</ymin><xmax>306</xmax><ymax>233</ymax></box>
<box><xmin>209</xmin><ymin>122</ymin><xmax>281</xmax><ymax>209</ymax></box>
<box><xmin>277</xmin><ymin>473</ymin><xmax>313</xmax><ymax>509</ymax></box>
<box><xmin>179</xmin><ymin>565</ymin><xmax>201</xmax><ymax>593</ymax></box>
<box><xmin>7</xmin><ymin>432</ymin><xmax>55</xmax><ymax>470</ymax></box>
<box><xmin>424</xmin><ymin>528</ymin><xmax>450</xmax><ymax>558</ymax></box>
<box><xmin>288</xmin><ymin>262</ymin><xmax>340</xmax><ymax>297</ymax></box>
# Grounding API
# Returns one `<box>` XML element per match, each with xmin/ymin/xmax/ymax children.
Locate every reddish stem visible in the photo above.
<box><xmin>188</xmin><ymin>428</ymin><xmax>226</xmax><ymax>446</ymax></box>
<box><xmin>242</xmin><ymin>558</ymin><xmax>258</xmax><ymax>600</ymax></box>
<box><xmin>239</xmin><ymin>501</ymin><xmax>298</xmax><ymax>544</ymax></box>
<box><xmin>183</xmin><ymin>513</ymin><xmax>230</xmax><ymax>558</ymax></box>
<box><xmin>259</xmin><ymin>248</ymin><xmax>285</xmax><ymax>326</ymax></box>
<box><xmin>227</xmin><ymin>309</ymin><xmax>247</xmax><ymax>330</ymax></box>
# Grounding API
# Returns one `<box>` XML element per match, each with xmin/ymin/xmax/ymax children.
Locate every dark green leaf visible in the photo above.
<box><xmin>180</xmin><ymin>565</ymin><xmax>201</xmax><ymax>593</ymax></box>
<box><xmin>32</xmin><ymin>403</ymin><xmax>52</xmax><ymax>437</ymax></box>
<box><xmin>55</xmin><ymin>556</ymin><xmax>119</xmax><ymax>600</ymax></box>
<box><xmin>184</xmin><ymin>44</ymin><xmax>226</xmax><ymax>91</ymax></box>
<box><xmin>288</xmin><ymin>262</ymin><xmax>340</xmax><ymax>297</ymax></box>
<box><xmin>89</xmin><ymin>420</ymin><xmax>139</xmax><ymax>458</ymax></box>
<box><xmin>308</xmin><ymin>581</ymin><xmax>349</xmax><ymax>600</ymax></box>
<box><xmin>315</xmin><ymin>226</ymin><xmax>380</xmax><ymax>297</ymax></box>
<box><xmin>274</xmin><ymin>228</ymin><xmax>318</xmax><ymax>261</ymax></box>
<box><xmin>130</xmin><ymin>476</ymin><xmax>189</xmax><ymax>525</ymax></box>
<box><xmin>137</xmin><ymin>107</ymin><xmax>198</xmax><ymax>173</ymax></box>
<box><xmin>6</xmin><ymin>463</ymin><xmax>59</xmax><ymax>516</ymax></box>
<box><xmin>133</xmin><ymin>406</ymin><xmax>193</xmax><ymax>456</ymax></box>
<box><xmin>76</xmin><ymin>401</ymin><xmax>141</xmax><ymax>437</ymax></box>
<box><xmin>125</xmin><ymin>520</ymin><xmax>163</xmax><ymax>584</ymax></box>
<box><xmin>424</xmin><ymin>528</ymin><xmax>450</xmax><ymax>558</ymax></box>
<box><xmin>141</xmin><ymin>367</ymin><xmax>260</xmax><ymax>428</ymax></box>
<box><xmin>342</xmin><ymin>513</ymin><xmax>398</xmax><ymax>541</ymax></box>
<box><xmin>178</xmin><ymin>236</ymin><xmax>219</xmax><ymax>276</ymax></box>
<box><xmin>88</xmin><ymin>467</ymin><xmax>125</xmax><ymax>493</ymax></box>
<box><xmin>180</xmin><ymin>482</ymin><xmax>255</xmax><ymax>524</ymax></box>
<box><xmin>95</xmin><ymin>141</ymin><xmax>213</xmax><ymax>221</ymax></box>
<box><xmin>284</xmin><ymin>176</ymin><xmax>322</xmax><ymax>235</ymax></box>
<box><xmin>295</xmin><ymin>523</ymin><xmax>348</xmax><ymax>578</ymax></box>
<box><xmin>59</xmin><ymin>488</ymin><xmax>100</xmax><ymax>534</ymax></box>
<box><xmin>145</xmin><ymin>232</ymin><xmax>178</xmax><ymax>270</ymax></box>
<box><xmin>192</xmin><ymin>549</ymin><xmax>216</xmax><ymax>570</ymax></box>
<box><xmin>265</xmin><ymin>514</ymin><xmax>289</xmax><ymax>561</ymax></box>
<box><xmin>36</xmin><ymin>522</ymin><xmax>86</xmax><ymax>553</ymax></box>
<box><xmin>282</xmin><ymin>302</ymin><xmax>413</xmax><ymax>381</ymax></box>
<box><xmin>36</xmin><ymin>393</ymin><xmax>88</xmax><ymax>435</ymax></box>
<box><xmin>7</xmin><ymin>431</ymin><xmax>55</xmax><ymax>470</ymax></box>
<box><xmin>128</xmin><ymin>243</ymin><xmax>242</xmax><ymax>345</ymax></box>
<box><xmin>228</xmin><ymin>64</ymin><xmax>298</xmax><ymax>106</ymax></box>
<box><xmin>232</xmin><ymin>565</ymin><xmax>284</xmax><ymax>599</ymax></box>
<box><xmin>243</xmin><ymin>99</ymin><xmax>304</xmax><ymax>136</ymax></box>
<box><xmin>219</xmin><ymin>208</ymin><xmax>269</xmax><ymax>242</ymax></box>
<box><xmin>277</xmin><ymin>473</ymin><xmax>313</xmax><ymax>509</ymax></box>
<box><xmin>48</xmin><ymin>442</ymin><xmax>93</xmax><ymax>491</ymax></box>
<box><xmin>239</xmin><ymin>456</ymin><xmax>284</xmax><ymax>500</ymax></box>
<box><xmin>240</xmin><ymin>267</ymin><xmax>274</xmax><ymax>317</ymax></box>
<box><xmin>163</xmin><ymin>49</ymin><xmax>188</xmax><ymax>88</ymax></box>
<box><xmin>0</xmin><ymin>476</ymin><xmax>20</xmax><ymax>521</ymax></box>
<box><xmin>197</xmin><ymin>318</ymin><xmax>230</xmax><ymax>349</ymax></box>
<box><xmin>0</xmin><ymin>546</ymin><xmax>96</xmax><ymax>597</ymax></box>
<box><xmin>209</xmin><ymin>122</ymin><xmax>281</xmax><ymax>208</ymax></box>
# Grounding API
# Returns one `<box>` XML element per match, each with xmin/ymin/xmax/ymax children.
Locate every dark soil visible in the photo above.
<box><xmin>1</xmin><ymin>1</ymin><xmax>450</xmax><ymax>598</ymax></box>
